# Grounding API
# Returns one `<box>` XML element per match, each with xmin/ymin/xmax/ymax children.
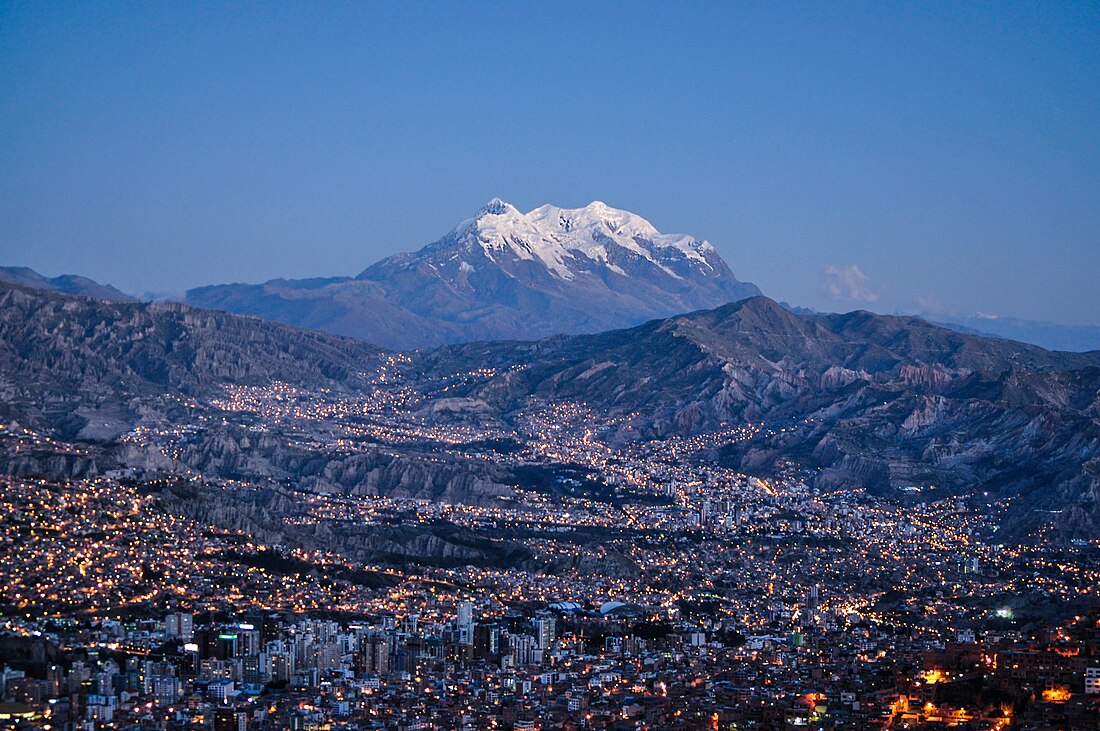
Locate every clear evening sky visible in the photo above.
<box><xmin>1</xmin><ymin>2</ymin><xmax>1098</xmax><ymax>325</ymax></box>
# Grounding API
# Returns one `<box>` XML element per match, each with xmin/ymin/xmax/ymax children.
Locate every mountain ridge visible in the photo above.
<box><xmin>0</xmin><ymin>265</ymin><xmax>135</xmax><ymax>302</ymax></box>
<box><xmin>4</xmin><ymin>282</ymin><xmax>1100</xmax><ymax>542</ymax></box>
<box><xmin>413</xmin><ymin>295</ymin><xmax>1100</xmax><ymax>540</ymax></box>
<box><xmin>931</xmin><ymin>313</ymin><xmax>1100</xmax><ymax>353</ymax></box>
<box><xmin>187</xmin><ymin>199</ymin><xmax>760</xmax><ymax>349</ymax></box>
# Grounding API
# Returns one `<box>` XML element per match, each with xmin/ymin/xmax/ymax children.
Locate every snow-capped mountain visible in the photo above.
<box><xmin>187</xmin><ymin>199</ymin><xmax>760</xmax><ymax>350</ymax></box>
<box><xmin>403</xmin><ymin>198</ymin><xmax>725</xmax><ymax>282</ymax></box>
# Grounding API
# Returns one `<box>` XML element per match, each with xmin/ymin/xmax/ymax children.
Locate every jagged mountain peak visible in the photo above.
<box><xmin>189</xmin><ymin>200</ymin><xmax>760</xmax><ymax>350</ymax></box>
<box><xmin>528</xmin><ymin>200</ymin><xmax>658</xmax><ymax>234</ymax></box>
<box><xmin>425</xmin><ymin>199</ymin><xmax>725</xmax><ymax>283</ymax></box>
<box><xmin>477</xmin><ymin>197</ymin><xmax>518</xmax><ymax>216</ymax></box>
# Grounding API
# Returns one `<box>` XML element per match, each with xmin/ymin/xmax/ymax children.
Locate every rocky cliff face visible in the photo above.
<box><xmin>155</xmin><ymin>482</ymin><xmax>533</xmax><ymax>569</ymax></box>
<box><xmin>121</xmin><ymin>422</ymin><xmax>513</xmax><ymax>505</ymax></box>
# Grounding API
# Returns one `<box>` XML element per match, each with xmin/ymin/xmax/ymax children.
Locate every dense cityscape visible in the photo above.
<box><xmin>6</xmin><ymin>2</ymin><xmax>1100</xmax><ymax>729</ymax></box>
<box><xmin>2</xmin><ymin>376</ymin><xmax>1099</xmax><ymax>729</ymax></box>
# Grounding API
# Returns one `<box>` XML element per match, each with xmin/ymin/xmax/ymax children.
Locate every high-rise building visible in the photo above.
<box><xmin>474</xmin><ymin>623</ymin><xmax>502</xmax><ymax>659</ymax></box>
<box><xmin>217</xmin><ymin>632</ymin><xmax>239</xmax><ymax>659</ymax></box>
<box><xmin>152</xmin><ymin>675</ymin><xmax>179</xmax><ymax>707</ymax></box>
<box><xmin>241</xmin><ymin>657</ymin><xmax>261</xmax><ymax>687</ymax></box>
<box><xmin>236</xmin><ymin>624</ymin><xmax>260</xmax><ymax>657</ymax></box>
<box><xmin>213</xmin><ymin>707</ymin><xmax>246</xmax><ymax>731</ymax></box>
<box><xmin>534</xmin><ymin>613</ymin><xmax>556</xmax><ymax>650</ymax></box>
<box><xmin>356</xmin><ymin>634</ymin><xmax>390</xmax><ymax>675</ymax></box>
<box><xmin>165</xmin><ymin>612</ymin><xmax>194</xmax><ymax>642</ymax></box>
<box><xmin>1086</xmin><ymin>667</ymin><xmax>1100</xmax><ymax>695</ymax></box>
<box><xmin>270</xmin><ymin>652</ymin><xmax>293</xmax><ymax>683</ymax></box>
<box><xmin>510</xmin><ymin>634</ymin><xmax>538</xmax><ymax>667</ymax></box>
<box><xmin>457</xmin><ymin>602</ymin><xmax>475</xmax><ymax>645</ymax></box>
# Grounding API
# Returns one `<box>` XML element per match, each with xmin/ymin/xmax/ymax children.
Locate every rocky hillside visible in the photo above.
<box><xmin>3</xmin><ymin>284</ymin><xmax>1099</xmax><ymax>542</ymax></box>
<box><xmin>0</xmin><ymin>282</ymin><xmax>382</xmax><ymax>436</ymax></box>
<box><xmin>417</xmin><ymin>297</ymin><xmax>1100</xmax><ymax>539</ymax></box>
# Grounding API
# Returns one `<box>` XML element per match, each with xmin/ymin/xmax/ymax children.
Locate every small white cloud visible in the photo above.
<box><xmin>823</xmin><ymin>265</ymin><xmax>881</xmax><ymax>303</ymax></box>
<box><xmin>915</xmin><ymin>295</ymin><xmax>942</xmax><ymax>313</ymax></box>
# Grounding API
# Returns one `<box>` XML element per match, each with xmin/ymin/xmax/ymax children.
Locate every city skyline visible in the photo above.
<box><xmin>3</xmin><ymin>4</ymin><xmax>1100</xmax><ymax>728</ymax></box>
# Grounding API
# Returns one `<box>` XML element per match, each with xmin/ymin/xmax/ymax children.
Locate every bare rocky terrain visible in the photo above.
<box><xmin>3</xmin><ymin>281</ymin><xmax>1099</xmax><ymax>545</ymax></box>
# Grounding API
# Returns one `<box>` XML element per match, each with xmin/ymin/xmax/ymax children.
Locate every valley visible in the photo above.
<box><xmin>2</xmin><ymin>281</ymin><xmax>1099</xmax><ymax>728</ymax></box>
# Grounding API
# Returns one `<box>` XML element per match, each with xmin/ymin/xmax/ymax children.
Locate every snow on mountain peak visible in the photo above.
<box><xmin>446</xmin><ymin>199</ymin><xmax>720</xmax><ymax>281</ymax></box>
<box><xmin>452</xmin><ymin>198</ymin><xmax>575</xmax><ymax>279</ymax></box>
<box><xmin>478</xmin><ymin>197</ymin><xmax>518</xmax><ymax>217</ymax></box>
<box><xmin>530</xmin><ymin>202</ymin><xmax>716</xmax><ymax>272</ymax></box>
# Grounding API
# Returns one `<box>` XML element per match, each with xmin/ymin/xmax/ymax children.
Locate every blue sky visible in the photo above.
<box><xmin>2</xmin><ymin>1</ymin><xmax>1098</xmax><ymax>324</ymax></box>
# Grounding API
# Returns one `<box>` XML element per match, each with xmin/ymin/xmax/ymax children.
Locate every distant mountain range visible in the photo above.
<box><xmin>4</xmin><ymin>255</ymin><xmax>1097</xmax><ymax>354</ymax></box>
<box><xmin>930</xmin><ymin>313</ymin><xmax>1100</xmax><ymax>353</ymax></box>
<box><xmin>786</xmin><ymin>301</ymin><xmax>1100</xmax><ymax>354</ymax></box>
<box><xmin>185</xmin><ymin>199</ymin><xmax>761</xmax><ymax>350</ymax></box>
<box><xmin>2</xmin><ymin>280</ymin><xmax>1099</xmax><ymax>542</ymax></box>
<box><xmin>0</xmin><ymin>266</ymin><xmax>134</xmax><ymax>302</ymax></box>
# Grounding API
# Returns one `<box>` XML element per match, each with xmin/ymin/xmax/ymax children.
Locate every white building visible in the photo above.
<box><xmin>1086</xmin><ymin>667</ymin><xmax>1100</xmax><ymax>695</ymax></box>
